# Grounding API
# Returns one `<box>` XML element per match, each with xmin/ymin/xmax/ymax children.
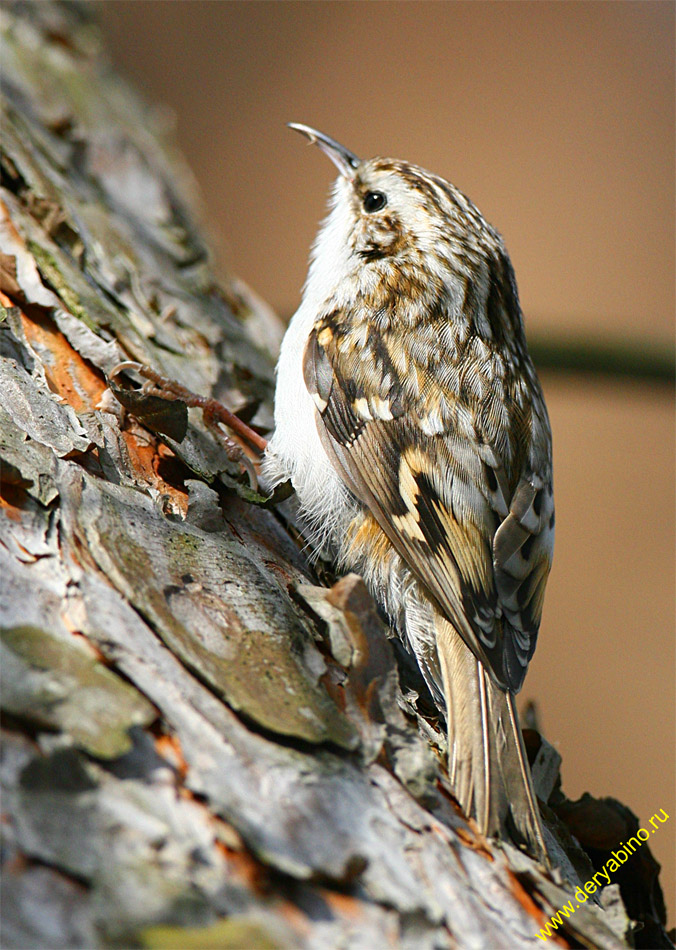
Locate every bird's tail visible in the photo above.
<box><xmin>435</xmin><ymin>616</ymin><xmax>549</xmax><ymax>864</ymax></box>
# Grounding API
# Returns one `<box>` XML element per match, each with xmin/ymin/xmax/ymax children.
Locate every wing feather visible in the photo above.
<box><xmin>304</xmin><ymin>319</ymin><xmax>553</xmax><ymax>692</ymax></box>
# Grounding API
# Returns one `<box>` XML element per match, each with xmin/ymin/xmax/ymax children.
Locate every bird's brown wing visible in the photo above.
<box><xmin>303</xmin><ymin>320</ymin><xmax>553</xmax><ymax>692</ymax></box>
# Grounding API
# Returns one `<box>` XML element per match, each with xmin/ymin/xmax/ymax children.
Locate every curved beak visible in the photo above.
<box><xmin>287</xmin><ymin>123</ymin><xmax>360</xmax><ymax>178</ymax></box>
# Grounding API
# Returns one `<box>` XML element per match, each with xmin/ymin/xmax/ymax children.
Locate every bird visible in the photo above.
<box><xmin>262</xmin><ymin>123</ymin><xmax>554</xmax><ymax>863</ymax></box>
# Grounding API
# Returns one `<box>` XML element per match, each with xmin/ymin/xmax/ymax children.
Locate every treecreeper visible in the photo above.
<box><xmin>262</xmin><ymin>124</ymin><xmax>554</xmax><ymax>864</ymax></box>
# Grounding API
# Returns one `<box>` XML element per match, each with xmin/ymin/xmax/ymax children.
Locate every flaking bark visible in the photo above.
<box><xmin>0</xmin><ymin>4</ymin><xmax>671</xmax><ymax>948</ymax></box>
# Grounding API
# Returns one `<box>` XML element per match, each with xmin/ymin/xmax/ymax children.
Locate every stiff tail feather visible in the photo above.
<box><xmin>435</xmin><ymin>616</ymin><xmax>549</xmax><ymax>864</ymax></box>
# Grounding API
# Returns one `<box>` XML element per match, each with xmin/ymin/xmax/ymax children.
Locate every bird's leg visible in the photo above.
<box><xmin>108</xmin><ymin>361</ymin><xmax>268</xmax><ymax>491</ymax></box>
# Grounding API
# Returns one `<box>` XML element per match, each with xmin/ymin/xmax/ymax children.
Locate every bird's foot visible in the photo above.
<box><xmin>108</xmin><ymin>361</ymin><xmax>267</xmax><ymax>491</ymax></box>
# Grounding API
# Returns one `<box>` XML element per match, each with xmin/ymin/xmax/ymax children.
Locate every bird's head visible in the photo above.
<box><xmin>288</xmin><ymin>123</ymin><xmax>502</xmax><ymax>311</ymax></box>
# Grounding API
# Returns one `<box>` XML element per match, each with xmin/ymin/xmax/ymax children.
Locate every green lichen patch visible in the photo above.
<box><xmin>140</xmin><ymin>917</ymin><xmax>284</xmax><ymax>950</ymax></box>
<box><xmin>1</xmin><ymin>624</ymin><xmax>156</xmax><ymax>758</ymax></box>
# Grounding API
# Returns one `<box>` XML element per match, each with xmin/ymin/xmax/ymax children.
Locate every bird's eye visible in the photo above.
<box><xmin>363</xmin><ymin>191</ymin><xmax>387</xmax><ymax>213</ymax></box>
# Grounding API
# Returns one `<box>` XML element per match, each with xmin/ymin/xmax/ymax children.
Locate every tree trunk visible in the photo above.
<box><xmin>0</xmin><ymin>4</ymin><xmax>670</xmax><ymax>948</ymax></box>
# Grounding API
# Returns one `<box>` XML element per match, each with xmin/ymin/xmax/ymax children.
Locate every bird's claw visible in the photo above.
<box><xmin>108</xmin><ymin>361</ymin><xmax>268</xmax><ymax>492</ymax></box>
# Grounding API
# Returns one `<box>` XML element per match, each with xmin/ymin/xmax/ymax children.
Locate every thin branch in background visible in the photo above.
<box><xmin>528</xmin><ymin>334</ymin><xmax>674</xmax><ymax>385</ymax></box>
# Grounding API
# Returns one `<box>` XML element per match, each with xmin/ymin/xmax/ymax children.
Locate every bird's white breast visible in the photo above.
<box><xmin>261</xmin><ymin>300</ymin><xmax>354</xmax><ymax>548</ymax></box>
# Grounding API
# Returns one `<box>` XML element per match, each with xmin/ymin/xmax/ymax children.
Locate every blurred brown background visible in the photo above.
<box><xmin>96</xmin><ymin>1</ymin><xmax>675</xmax><ymax>910</ymax></box>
